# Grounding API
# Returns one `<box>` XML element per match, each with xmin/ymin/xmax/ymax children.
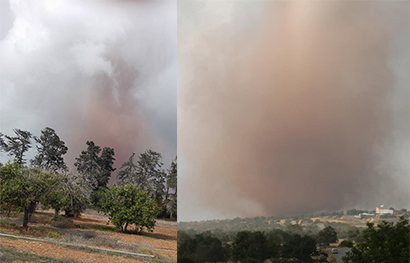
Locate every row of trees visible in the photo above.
<box><xmin>0</xmin><ymin>162</ymin><xmax>87</xmax><ymax>227</ymax></box>
<box><xmin>178</xmin><ymin>225</ymin><xmax>338</xmax><ymax>263</ymax></box>
<box><xmin>179</xmin><ymin>217</ymin><xmax>409</xmax><ymax>263</ymax></box>
<box><xmin>0</xmin><ymin>128</ymin><xmax>177</xmax><ymax>231</ymax></box>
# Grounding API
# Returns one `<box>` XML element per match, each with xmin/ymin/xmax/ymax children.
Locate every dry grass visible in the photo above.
<box><xmin>0</xmin><ymin>209</ymin><xmax>176</xmax><ymax>262</ymax></box>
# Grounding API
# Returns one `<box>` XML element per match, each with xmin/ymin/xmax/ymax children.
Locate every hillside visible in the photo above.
<box><xmin>178</xmin><ymin>212</ymin><xmax>403</xmax><ymax>240</ymax></box>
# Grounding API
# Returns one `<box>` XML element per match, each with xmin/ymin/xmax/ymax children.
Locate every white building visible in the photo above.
<box><xmin>376</xmin><ymin>206</ymin><xmax>394</xmax><ymax>215</ymax></box>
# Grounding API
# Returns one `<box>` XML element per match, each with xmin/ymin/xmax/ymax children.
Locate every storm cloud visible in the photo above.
<box><xmin>0</xmin><ymin>0</ymin><xmax>176</xmax><ymax>173</ymax></box>
<box><xmin>179</xmin><ymin>1</ymin><xmax>409</xmax><ymax>221</ymax></box>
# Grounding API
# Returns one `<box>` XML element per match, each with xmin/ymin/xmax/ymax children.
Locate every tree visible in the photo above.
<box><xmin>117</xmin><ymin>152</ymin><xmax>138</xmax><ymax>185</ymax></box>
<box><xmin>265</xmin><ymin>231</ymin><xmax>283</xmax><ymax>259</ymax></box>
<box><xmin>231</xmin><ymin>231</ymin><xmax>269</xmax><ymax>263</ymax></box>
<box><xmin>346</xmin><ymin>226</ymin><xmax>360</xmax><ymax>241</ymax></box>
<box><xmin>317</xmin><ymin>225</ymin><xmax>338</xmax><ymax>245</ymax></box>
<box><xmin>40</xmin><ymin>172</ymin><xmax>68</xmax><ymax>217</ymax></box>
<box><xmin>98</xmin><ymin>147</ymin><xmax>115</xmax><ymax>188</ymax></box>
<box><xmin>74</xmin><ymin>141</ymin><xmax>115</xmax><ymax>205</ymax></box>
<box><xmin>178</xmin><ymin>231</ymin><xmax>198</xmax><ymax>262</ymax></box>
<box><xmin>195</xmin><ymin>235</ymin><xmax>228</xmax><ymax>263</ymax></box>
<box><xmin>97</xmin><ymin>184</ymin><xmax>159</xmax><ymax>232</ymax></box>
<box><xmin>63</xmin><ymin>174</ymin><xmax>89</xmax><ymax>217</ymax></box>
<box><xmin>135</xmin><ymin>150</ymin><xmax>166</xmax><ymax>204</ymax></box>
<box><xmin>74</xmin><ymin>141</ymin><xmax>101</xmax><ymax>189</ymax></box>
<box><xmin>282</xmin><ymin>234</ymin><xmax>317</xmax><ymax>261</ymax></box>
<box><xmin>0</xmin><ymin>162</ymin><xmax>58</xmax><ymax>227</ymax></box>
<box><xmin>166</xmin><ymin>194</ymin><xmax>177</xmax><ymax>219</ymax></box>
<box><xmin>31</xmin><ymin>127</ymin><xmax>68</xmax><ymax>172</ymax></box>
<box><xmin>346</xmin><ymin>209</ymin><xmax>358</xmax><ymax>215</ymax></box>
<box><xmin>0</xmin><ymin>129</ymin><xmax>32</xmax><ymax>165</ymax></box>
<box><xmin>165</xmin><ymin>157</ymin><xmax>177</xmax><ymax>219</ymax></box>
<box><xmin>166</xmin><ymin>156</ymin><xmax>177</xmax><ymax>199</ymax></box>
<box><xmin>286</xmin><ymin>223</ymin><xmax>304</xmax><ymax>235</ymax></box>
<box><xmin>177</xmin><ymin>232</ymin><xmax>228</xmax><ymax>263</ymax></box>
<box><xmin>0</xmin><ymin>161</ymin><xmax>23</xmax><ymax>216</ymax></box>
<box><xmin>343</xmin><ymin>217</ymin><xmax>409</xmax><ymax>263</ymax></box>
<box><xmin>39</xmin><ymin>173</ymin><xmax>88</xmax><ymax>218</ymax></box>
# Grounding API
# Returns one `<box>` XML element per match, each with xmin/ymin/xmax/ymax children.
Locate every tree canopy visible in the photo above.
<box><xmin>97</xmin><ymin>184</ymin><xmax>159</xmax><ymax>232</ymax></box>
<box><xmin>1</xmin><ymin>127</ymin><xmax>177</xmax><ymax>229</ymax></box>
<box><xmin>317</xmin><ymin>225</ymin><xmax>338</xmax><ymax>245</ymax></box>
<box><xmin>343</xmin><ymin>217</ymin><xmax>409</xmax><ymax>263</ymax></box>
<box><xmin>231</xmin><ymin>231</ymin><xmax>270</xmax><ymax>263</ymax></box>
<box><xmin>31</xmin><ymin>127</ymin><xmax>68</xmax><ymax>172</ymax></box>
<box><xmin>0</xmin><ymin>129</ymin><xmax>32</xmax><ymax>164</ymax></box>
<box><xmin>178</xmin><ymin>232</ymin><xmax>229</xmax><ymax>263</ymax></box>
<box><xmin>117</xmin><ymin>152</ymin><xmax>138</xmax><ymax>185</ymax></box>
<box><xmin>0</xmin><ymin>162</ymin><xmax>60</xmax><ymax>227</ymax></box>
<box><xmin>74</xmin><ymin>141</ymin><xmax>115</xmax><ymax>204</ymax></box>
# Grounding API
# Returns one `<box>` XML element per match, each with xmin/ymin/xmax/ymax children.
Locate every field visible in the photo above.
<box><xmin>0</xmin><ymin>210</ymin><xmax>176</xmax><ymax>263</ymax></box>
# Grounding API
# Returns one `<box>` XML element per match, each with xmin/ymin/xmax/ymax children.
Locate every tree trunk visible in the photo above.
<box><xmin>165</xmin><ymin>186</ymin><xmax>169</xmax><ymax>202</ymax></box>
<box><xmin>23</xmin><ymin>207</ymin><xmax>29</xmax><ymax>228</ymax></box>
<box><xmin>54</xmin><ymin>209</ymin><xmax>59</xmax><ymax>217</ymax></box>
<box><xmin>124</xmin><ymin>222</ymin><xmax>129</xmax><ymax>232</ymax></box>
<box><xmin>65</xmin><ymin>208</ymin><xmax>74</xmax><ymax>217</ymax></box>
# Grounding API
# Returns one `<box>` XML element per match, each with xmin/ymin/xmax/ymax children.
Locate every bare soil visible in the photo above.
<box><xmin>0</xmin><ymin>210</ymin><xmax>176</xmax><ymax>263</ymax></box>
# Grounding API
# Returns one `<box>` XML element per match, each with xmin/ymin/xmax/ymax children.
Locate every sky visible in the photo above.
<box><xmin>178</xmin><ymin>1</ymin><xmax>409</xmax><ymax>222</ymax></box>
<box><xmin>0</xmin><ymin>0</ymin><xmax>177</xmax><ymax>176</ymax></box>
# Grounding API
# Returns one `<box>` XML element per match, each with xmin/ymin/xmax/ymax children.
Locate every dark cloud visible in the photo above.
<box><xmin>0</xmin><ymin>0</ymin><xmax>176</xmax><ymax>175</ymax></box>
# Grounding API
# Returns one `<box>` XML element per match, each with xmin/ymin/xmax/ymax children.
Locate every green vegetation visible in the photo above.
<box><xmin>343</xmin><ymin>217</ymin><xmax>409</xmax><ymax>263</ymax></box>
<box><xmin>116</xmin><ymin>150</ymin><xmax>178</xmax><ymax>220</ymax></box>
<box><xmin>31</xmin><ymin>127</ymin><xmax>68</xmax><ymax>173</ymax></box>
<box><xmin>178</xmin><ymin>232</ymin><xmax>228</xmax><ymax>263</ymax></box>
<box><xmin>97</xmin><ymin>184</ymin><xmax>160</xmax><ymax>232</ymax></box>
<box><xmin>179</xmin><ymin>215</ymin><xmax>410</xmax><ymax>263</ymax></box>
<box><xmin>178</xmin><ymin>229</ymin><xmax>318</xmax><ymax>263</ymax></box>
<box><xmin>282</xmin><ymin>234</ymin><xmax>317</xmax><ymax>261</ymax></box>
<box><xmin>0</xmin><ymin>162</ymin><xmax>61</xmax><ymax>227</ymax></box>
<box><xmin>0</xmin><ymin>127</ymin><xmax>177</xmax><ymax>233</ymax></box>
<box><xmin>317</xmin><ymin>226</ymin><xmax>338</xmax><ymax>245</ymax></box>
<box><xmin>0</xmin><ymin>129</ymin><xmax>32</xmax><ymax>165</ymax></box>
<box><xmin>231</xmin><ymin>231</ymin><xmax>271</xmax><ymax>263</ymax></box>
<box><xmin>178</xmin><ymin>211</ymin><xmax>349</xmax><ymax>235</ymax></box>
<box><xmin>74</xmin><ymin>141</ymin><xmax>115</xmax><ymax>206</ymax></box>
<box><xmin>339</xmin><ymin>240</ymin><xmax>353</xmax><ymax>248</ymax></box>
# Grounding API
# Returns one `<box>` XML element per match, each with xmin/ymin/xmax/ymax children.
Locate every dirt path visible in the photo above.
<box><xmin>0</xmin><ymin>236</ymin><xmax>143</xmax><ymax>263</ymax></box>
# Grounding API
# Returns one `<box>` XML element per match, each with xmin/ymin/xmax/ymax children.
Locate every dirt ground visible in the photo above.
<box><xmin>0</xmin><ymin>210</ymin><xmax>177</xmax><ymax>263</ymax></box>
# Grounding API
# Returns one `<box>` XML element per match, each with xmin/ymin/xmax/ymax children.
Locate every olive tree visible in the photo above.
<box><xmin>0</xmin><ymin>162</ymin><xmax>59</xmax><ymax>227</ymax></box>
